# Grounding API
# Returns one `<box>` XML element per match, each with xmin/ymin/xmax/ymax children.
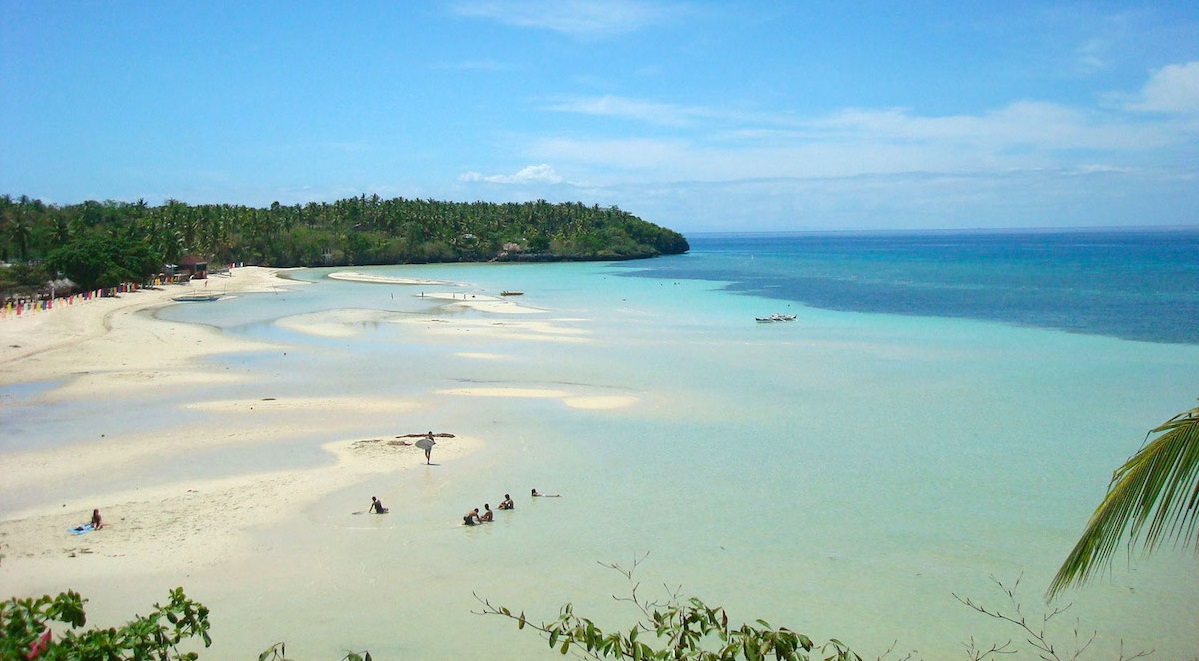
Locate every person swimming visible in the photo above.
<box><xmin>369</xmin><ymin>496</ymin><xmax>389</xmax><ymax>514</ymax></box>
<box><xmin>498</xmin><ymin>494</ymin><xmax>514</xmax><ymax>510</ymax></box>
<box><xmin>479</xmin><ymin>504</ymin><xmax>494</xmax><ymax>522</ymax></box>
<box><xmin>463</xmin><ymin>508</ymin><xmax>481</xmax><ymax>526</ymax></box>
<box><xmin>531</xmin><ymin>488</ymin><xmax>560</xmax><ymax>497</ymax></box>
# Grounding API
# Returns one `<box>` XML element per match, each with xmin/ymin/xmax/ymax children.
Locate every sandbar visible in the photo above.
<box><xmin>0</xmin><ymin>434</ymin><xmax>481</xmax><ymax>583</ymax></box>
<box><xmin>454</xmin><ymin>351</ymin><xmax>508</xmax><ymax>360</ymax></box>
<box><xmin>436</xmin><ymin>386</ymin><xmax>638</xmax><ymax>410</ymax></box>
<box><xmin>563</xmin><ymin>395</ymin><xmax>640</xmax><ymax>410</ymax></box>
<box><xmin>0</xmin><ymin>266</ymin><xmax>481</xmax><ymax>589</ymax></box>
<box><xmin>327</xmin><ymin>270</ymin><xmax>455</xmax><ymax>286</ymax></box>
<box><xmin>397</xmin><ymin>317</ymin><xmax>592</xmax><ymax>343</ymax></box>
<box><xmin>275</xmin><ymin>308</ymin><xmax>394</xmax><ymax>338</ymax></box>
<box><xmin>417</xmin><ymin>291</ymin><xmax>545</xmax><ymax>315</ymax></box>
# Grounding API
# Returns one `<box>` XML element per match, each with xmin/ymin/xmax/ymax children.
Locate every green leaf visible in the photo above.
<box><xmin>1050</xmin><ymin>402</ymin><xmax>1199</xmax><ymax>597</ymax></box>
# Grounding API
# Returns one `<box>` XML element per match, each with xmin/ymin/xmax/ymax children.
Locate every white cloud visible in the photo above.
<box><xmin>548</xmin><ymin>92</ymin><xmax>1187</xmax><ymax>160</ymax></box>
<box><xmin>812</xmin><ymin>101</ymin><xmax>1177</xmax><ymax>151</ymax></box>
<box><xmin>547</xmin><ymin>94</ymin><xmax>780</xmax><ymax>127</ymax></box>
<box><xmin>1127</xmin><ymin>61</ymin><xmax>1199</xmax><ymax>114</ymax></box>
<box><xmin>531</xmin><ymin>98</ymin><xmax>1187</xmax><ymax>186</ymax></box>
<box><xmin>585</xmin><ymin>167</ymin><xmax>1199</xmax><ymax>233</ymax></box>
<box><xmin>454</xmin><ymin>63</ymin><xmax>1197</xmax><ymax>231</ymax></box>
<box><xmin>548</xmin><ymin>95</ymin><xmax>699</xmax><ymax>126</ymax></box>
<box><xmin>1074</xmin><ymin>37</ymin><xmax>1109</xmax><ymax>74</ymax></box>
<box><xmin>460</xmin><ymin>164</ymin><xmax>566</xmax><ymax>184</ymax></box>
<box><xmin>451</xmin><ymin>0</ymin><xmax>686</xmax><ymax>38</ymax></box>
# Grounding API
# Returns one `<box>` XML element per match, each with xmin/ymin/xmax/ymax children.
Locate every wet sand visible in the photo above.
<box><xmin>0</xmin><ymin>268</ymin><xmax>479</xmax><ymax>588</ymax></box>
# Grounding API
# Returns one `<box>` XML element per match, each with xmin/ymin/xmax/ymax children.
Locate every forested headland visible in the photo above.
<box><xmin>0</xmin><ymin>194</ymin><xmax>689</xmax><ymax>295</ymax></box>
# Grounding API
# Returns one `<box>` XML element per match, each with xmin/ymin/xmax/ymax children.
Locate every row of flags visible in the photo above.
<box><xmin>0</xmin><ymin>272</ymin><xmax>210</xmax><ymax>318</ymax></box>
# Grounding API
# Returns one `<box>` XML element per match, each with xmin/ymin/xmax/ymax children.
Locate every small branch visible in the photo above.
<box><xmin>957</xmin><ymin>575</ymin><xmax>1149</xmax><ymax>661</ymax></box>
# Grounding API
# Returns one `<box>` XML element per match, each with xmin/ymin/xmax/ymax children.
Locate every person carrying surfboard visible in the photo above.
<box><xmin>416</xmin><ymin>431</ymin><xmax>436</xmax><ymax>464</ymax></box>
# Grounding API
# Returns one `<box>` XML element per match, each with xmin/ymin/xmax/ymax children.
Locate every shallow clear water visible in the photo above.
<box><xmin>9</xmin><ymin>231</ymin><xmax>1199</xmax><ymax>658</ymax></box>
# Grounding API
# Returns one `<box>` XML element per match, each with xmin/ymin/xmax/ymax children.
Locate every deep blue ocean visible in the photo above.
<box><xmin>617</xmin><ymin>228</ymin><xmax>1199</xmax><ymax>345</ymax></box>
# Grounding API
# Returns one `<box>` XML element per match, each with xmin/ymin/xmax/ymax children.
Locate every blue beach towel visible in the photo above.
<box><xmin>68</xmin><ymin>524</ymin><xmax>93</xmax><ymax>535</ymax></box>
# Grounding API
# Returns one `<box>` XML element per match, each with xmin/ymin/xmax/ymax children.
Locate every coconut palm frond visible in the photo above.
<box><xmin>1047</xmin><ymin>401</ymin><xmax>1199</xmax><ymax>600</ymax></box>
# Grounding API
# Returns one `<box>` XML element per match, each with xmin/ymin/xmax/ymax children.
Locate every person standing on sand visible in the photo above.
<box><xmin>423</xmin><ymin>431</ymin><xmax>435</xmax><ymax>464</ymax></box>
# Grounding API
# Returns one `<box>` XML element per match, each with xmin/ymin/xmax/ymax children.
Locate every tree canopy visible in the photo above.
<box><xmin>1</xmin><ymin>588</ymin><xmax>210</xmax><ymax>659</ymax></box>
<box><xmin>0</xmin><ymin>194</ymin><xmax>689</xmax><ymax>296</ymax></box>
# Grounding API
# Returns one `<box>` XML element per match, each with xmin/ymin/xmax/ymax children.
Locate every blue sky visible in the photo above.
<box><xmin>1</xmin><ymin>1</ymin><xmax>1196</xmax><ymax>232</ymax></box>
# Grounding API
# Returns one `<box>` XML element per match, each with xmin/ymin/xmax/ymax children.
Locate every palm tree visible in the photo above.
<box><xmin>1048</xmin><ymin>401</ymin><xmax>1199</xmax><ymax>598</ymax></box>
<box><xmin>8</xmin><ymin>205</ymin><xmax>32</xmax><ymax>261</ymax></box>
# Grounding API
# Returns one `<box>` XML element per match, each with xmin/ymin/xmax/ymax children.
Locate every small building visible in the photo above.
<box><xmin>178</xmin><ymin>255</ymin><xmax>209</xmax><ymax>280</ymax></box>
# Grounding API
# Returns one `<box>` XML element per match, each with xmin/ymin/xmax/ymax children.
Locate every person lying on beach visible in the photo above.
<box><xmin>479</xmin><ymin>504</ymin><xmax>494</xmax><ymax>522</ymax></box>
<box><xmin>531</xmin><ymin>488</ymin><xmax>560</xmax><ymax>497</ymax></box>
<box><xmin>91</xmin><ymin>508</ymin><xmax>104</xmax><ymax>529</ymax></box>
<box><xmin>369</xmin><ymin>496</ymin><xmax>389</xmax><ymax>514</ymax></box>
<box><xmin>463</xmin><ymin>508</ymin><xmax>481</xmax><ymax>526</ymax></box>
<box><xmin>497</xmin><ymin>494</ymin><xmax>514</xmax><ymax>510</ymax></box>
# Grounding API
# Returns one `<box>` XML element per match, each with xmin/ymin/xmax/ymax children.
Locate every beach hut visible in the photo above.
<box><xmin>178</xmin><ymin>255</ymin><xmax>209</xmax><ymax>280</ymax></box>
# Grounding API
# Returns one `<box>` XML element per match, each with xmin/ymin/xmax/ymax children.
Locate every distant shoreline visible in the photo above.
<box><xmin>684</xmin><ymin>225</ymin><xmax>1199</xmax><ymax>239</ymax></box>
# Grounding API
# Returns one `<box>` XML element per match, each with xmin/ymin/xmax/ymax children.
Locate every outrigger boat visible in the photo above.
<box><xmin>500</xmin><ymin>291</ymin><xmax>524</xmax><ymax>296</ymax></box>
<box><xmin>756</xmin><ymin>313</ymin><xmax>796</xmax><ymax>323</ymax></box>
<box><xmin>172</xmin><ymin>293</ymin><xmax>222</xmax><ymax>302</ymax></box>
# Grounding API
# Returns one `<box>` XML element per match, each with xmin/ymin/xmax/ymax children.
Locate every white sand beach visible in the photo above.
<box><xmin>416</xmin><ymin>291</ymin><xmax>546</xmax><ymax>315</ymax></box>
<box><xmin>274</xmin><ymin>308</ymin><xmax>396</xmax><ymax>338</ymax></box>
<box><xmin>0</xmin><ymin>267</ymin><xmax>481</xmax><ymax>593</ymax></box>
<box><xmin>396</xmin><ymin>316</ymin><xmax>591</xmax><ymax>342</ymax></box>
<box><xmin>325</xmin><ymin>270</ymin><xmax>456</xmax><ymax>286</ymax></box>
<box><xmin>434</xmin><ymin>386</ymin><xmax>639</xmax><ymax>411</ymax></box>
<box><xmin>0</xmin><ymin>267</ymin><xmax>292</xmax><ymax>384</ymax></box>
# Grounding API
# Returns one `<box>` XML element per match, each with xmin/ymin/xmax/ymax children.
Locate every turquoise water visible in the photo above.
<box><xmin>629</xmin><ymin>229</ymin><xmax>1199</xmax><ymax>344</ymax></box>
<box><xmin>12</xmin><ymin>231</ymin><xmax>1199</xmax><ymax>658</ymax></box>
